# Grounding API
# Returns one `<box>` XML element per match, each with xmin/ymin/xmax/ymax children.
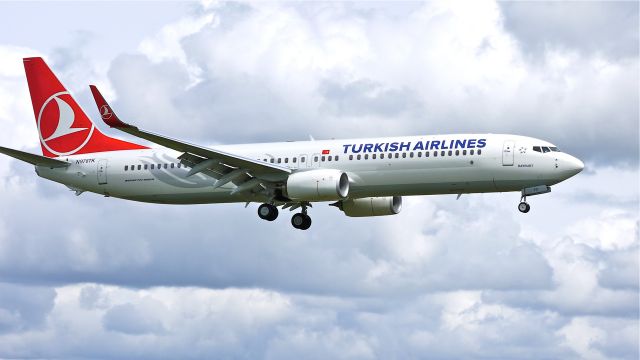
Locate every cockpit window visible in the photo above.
<box><xmin>534</xmin><ymin>145</ymin><xmax>560</xmax><ymax>153</ymax></box>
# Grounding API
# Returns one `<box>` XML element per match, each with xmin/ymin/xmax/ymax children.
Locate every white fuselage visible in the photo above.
<box><xmin>35</xmin><ymin>134</ymin><xmax>583</xmax><ymax>204</ymax></box>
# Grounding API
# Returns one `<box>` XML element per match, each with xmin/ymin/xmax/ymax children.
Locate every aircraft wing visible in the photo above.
<box><xmin>89</xmin><ymin>85</ymin><xmax>291</xmax><ymax>180</ymax></box>
<box><xmin>0</xmin><ymin>146</ymin><xmax>70</xmax><ymax>168</ymax></box>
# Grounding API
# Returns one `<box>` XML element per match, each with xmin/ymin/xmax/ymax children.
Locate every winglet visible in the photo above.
<box><xmin>89</xmin><ymin>85</ymin><xmax>134</xmax><ymax>129</ymax></box>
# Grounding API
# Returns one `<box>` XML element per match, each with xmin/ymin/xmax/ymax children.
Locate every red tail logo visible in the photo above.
<box><xmin>24</xmin><ymin>57</ymin><xmax>147</xmax><ymax>158</ymax></box>
<box><xmin>38</xmin><ymin>92</ymin><xmax>94</xmax><ymax>156</ymax></box>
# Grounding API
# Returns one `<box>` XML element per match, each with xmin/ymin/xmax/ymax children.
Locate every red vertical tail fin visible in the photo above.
<box><xmin>23</xmin><ymin>57</ymin><xmax>147</xmax><ymax>158</ymax></box>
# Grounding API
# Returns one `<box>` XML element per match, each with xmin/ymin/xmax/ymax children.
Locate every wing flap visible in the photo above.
<box><xmin>0</xmin><ymin>146</ymin><xmax>70</xmax><ymax>168</ymax></box>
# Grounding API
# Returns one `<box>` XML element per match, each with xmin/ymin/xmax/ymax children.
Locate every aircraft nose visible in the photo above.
<box><xmin>565</xmin><ymin>155</ymin><xmax>584</xmax><ymax>177</ymax></box>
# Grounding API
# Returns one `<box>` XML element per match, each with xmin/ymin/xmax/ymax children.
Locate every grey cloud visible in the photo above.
<box><xmin>103</xmin><ymin>302</ymin><xmax>166</xmax><ymax>335</ymax></box>
<box><xmin>500</xmin><ymin>2</ymin><xmax>639</xmax><ymax>59</ymax></box>
<box><xmin>319</xmin><ymin>78</ymin><xmax>423</xmax><ymax>118</ymax></box>
<box><xmin>598</xmin><ymin>246</ymin><xmax>640</xmax><ymax>291</ymax></box>
<box><xmin>0</xmin><ymin>180</ymin><xmax>554</xmax><ymax>297</ymax></box>
<box><xmin>0</xmin><ymin>282</ymin><xmax>55</xmax><ymax>333</ymax></box>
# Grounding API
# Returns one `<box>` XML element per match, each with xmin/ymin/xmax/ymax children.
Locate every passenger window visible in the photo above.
<box><xmin>448</xmin><ymin>150</ymin><xmax>452</xmax><ymax>156</ymax></box>
<box><xmin>138</xmin><ymin>165</ymin><xmax>142</xmax><ymax>170</ymax></box>
<box><xmin>533</xmin><ymin>146</ymin><xmax>541</xmax><ymax>153</ymax></box>
<box><xmin>402</xmin><ymin>153</ymin><xmax>406</xmax><ymax>158</ymax></box>
<box><xmin>395</xmin><ymin>153</ymin><xmax>399</xmax><ymax>158</ymax></box>
<box><xmin>313</xmin><ymin>156</ymin><xmax>318</xmax><ymax>162</ymax></box>
<box><xmin>425</xmin><ymin>151</ymin><xmax>429</xmax><ymax>157</ymax></box>
<box><xmin>364</xmin><ymin>154</ymin><xmax>369</xmax><ymax>160</ymax></box>
<box><xmin>434</xmin><ymin>151</ymin><xmax>438</xmax><ymax>157</ymax></box>
<box><xmin>463</xmin><ymin>150</ymin><xmax>467</xmax><ymax>155</ymax></box>
<box><xmin>301</xmin><ymin>157</ymin><xmax>306</xmax><ymax>162</ymax></box>
<box><xmin>170</xmin><ymin>163</ymin><xmax>175</xmax><ymax>168</ymax></box>
<box><xmin>158</xmin><ymin>164</ymin><xmax>162</xmax><ymax>168</ymax></box>
<box><xmin>150</xmin><ymin>164</ymin><xmax>155</xmax><ymax>170</ymax></box>
<box><xmin>478</xmin><ymin>149</ymin><xmax>482</xmax><ymax>155</ymax></box>
<box><xmin>124</xmin><ymin>165</ymin><xmax>128</xmax><ymax>171</ymax></box>
<box><xmin>417</xmin><ymin>152</ymin><xmax>422</xmax><ymax>157</ymax></box>
<box><xmin>372</xmin><ymin>154</ymin><xmax>376</xmax><ymax>159</ymax></box>
<box><xmin>381</xmin><ymin>154</ymin><xmax>385</xmax><ymax>159</ymax></box>
<box><xmin>178</xmin><ymin>163</ymin><xmax>182</xmax><ymax>168</ymax></box>
<box><xmin>470</xmin><ymin>149</ymin><xmax>474</xmax><ymax>155</ymax></box>
<box><xmin>349</xmin><ymin>155</ymin><xmax>353</xmax><ymax>160</ymax></box>
<box><xmin>164</xmin><ymin>164</ymin><xmax>168</xmax><ymax>169</ymax></box>
<box><xmin>270</xmin><ymin>158</ymin><xmax>274</xmax><ymax>163</ymax></box>
<box><xmin>328</xmin><ymin>156</ymin><xmax>332</xmax><ymax>161</ymax></box>
<box><xmin>263</xmin><ymin>159</ymin><xmax>267</xmax><ymax>162</ymax></box>
<box><xmin>441</xmin><ymin>151</ymin><xmax>445</xmax><ymax>156</ymax></box>
<box><xmin>410</xmin><ymin>152</ymin><xmax>414</xmax><ymax>158</ymax></box>
<box><xmin>542</xmin><ymin>147</ymin><xmax>550</xmax><ymax>153</ymax></box>
<box><xmin>293</xmin><ymin>158</ymin><xmax>297</xmax><ymax>163</ymax></box>
<box><xmin>455</xmin><ymin>150</ymin><xmax>459</xmax><ymax>156</ymax></box>
<box><xmin>285</xmin><ymin>158</ymin><xmax>289</xmax><ymax>163</ymax></box>
<box><xmin>357</xmin><ymin>155</ymin><xmax>361</xmax><ymax>160</ymax></box>
<box><xmin>335</xmin><ymin>156</ymin><xmax>339</xmax><ymax>161</ymax></box>
<box><xmin>144</xmin><ymin>165</ymin><xmax>148</xmax><ymax>170</ymax></box>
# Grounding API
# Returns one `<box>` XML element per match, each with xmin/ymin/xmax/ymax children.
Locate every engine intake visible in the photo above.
<box><xmin>334</xmin><ymin>196</ymin><xmax>402</xmax><ymax>217</ymax></box>
<box><xmin>286</xmin><ymin>169</ymin><xmax>349</xmax><ymax>201</ymax></box>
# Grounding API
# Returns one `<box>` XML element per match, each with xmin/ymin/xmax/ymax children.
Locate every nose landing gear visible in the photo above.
<box><xmin>518</xmin><ymin>200</ymin><xmax>530</xmax><ymax>213</ymax></box>
<box><xmin>517</xmin><ymin>185</ymin><xmax>551</xmax><ymax>213</ymax></box>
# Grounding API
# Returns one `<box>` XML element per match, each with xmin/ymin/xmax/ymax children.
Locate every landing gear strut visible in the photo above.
<box><xmin>291</xmin><ymin>205</ymin><xmax>312</xmax><ymax>230</ymax></box>
<box><xmin>258</xmin><ymin>203</ymin><xmax>278</xmax><ymax>221</ymax></box>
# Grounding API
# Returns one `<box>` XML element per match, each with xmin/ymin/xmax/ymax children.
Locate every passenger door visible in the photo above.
<box><xmin>502</xmin><ymin>141</ymin><xmax>514</xmax><ymax>166</ymax></box>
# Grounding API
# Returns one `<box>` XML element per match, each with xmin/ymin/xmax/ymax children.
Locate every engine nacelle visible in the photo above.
<box><xmin>335</xmin><ymin>196</ymin><xmax>402</xmax><ymax>217</ymax></box>
<box><xmin>286</xmin><ymin>169</ymin><xmax>349</xmax><ymax>201</ymax></box>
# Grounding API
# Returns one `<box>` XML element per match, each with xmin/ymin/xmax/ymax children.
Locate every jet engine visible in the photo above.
<box><xmin>286</xmin><ymin>169</ymin><xmax>349</xmax><ymax>201</ymax></box>
<box><xmin>333</xmin><ymin>196</ymin><xmax>402</xmax><ymax>217</ymax></box>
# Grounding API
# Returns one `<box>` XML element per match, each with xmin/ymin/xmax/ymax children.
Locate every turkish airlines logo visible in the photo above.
<box><xmin>100</xmin><ymin>104</ymin><xmax>113</xmax><ymax>120</ymax></box>
<box><xmin>37</xmin><ymin>92</ymin><xmax>95</xmax><ymax>156</ymax></box>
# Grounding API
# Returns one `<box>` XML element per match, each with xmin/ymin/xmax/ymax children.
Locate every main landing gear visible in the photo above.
<box><xmin>291</xmin><ymin>210</ymin><xmax>312</xmax><ymax>230</ymax></box>
<box><xmin>257</xmin><ymin>203</ymin><xmax>278</xmax><ymax>221</ymax></box>
<box><xmin>257</xmin><ymin>203</ymin><xmax>312</xmax><ymax>230</ymax></box>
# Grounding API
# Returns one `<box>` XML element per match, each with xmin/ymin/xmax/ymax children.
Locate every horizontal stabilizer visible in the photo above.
<box><xmin>0</xmin><ymin>146</ymin><xmax>70</xmax><ymax>168</ymax></box>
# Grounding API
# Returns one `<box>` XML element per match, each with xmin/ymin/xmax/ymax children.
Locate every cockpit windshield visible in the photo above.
<box><xmin>533</xmin><ymin>146</ymin><xmax>560</xmax><ymax>153</ymax></box>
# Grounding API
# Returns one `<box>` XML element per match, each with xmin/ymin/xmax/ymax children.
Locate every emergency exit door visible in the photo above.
<box><xmin>97</xmin><ymin>159</ymin><xmax>108</xmax><ymax>185</ymax></box>
<box><xmin>502</xmin><ymin>141</ymin><xmax>514</xmax><ymax>166</ymax></box>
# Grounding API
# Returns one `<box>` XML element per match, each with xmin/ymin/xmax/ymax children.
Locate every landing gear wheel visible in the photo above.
<box><xmin>291</xmin><ymin>213</ymin><xmax>312</xmax><ymax>230</ymax></box>
<box><xmin>258</xmin><ymin>204</ymin><xmax>278</xmax><ymax>221</ymax></box>
<box><xmin>518</xmin><ymin>202</ymin><xmax>530</xmax><ymax>213</ymax></box>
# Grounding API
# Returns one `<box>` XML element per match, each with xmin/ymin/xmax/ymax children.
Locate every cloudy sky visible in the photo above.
<box><xmin>0</xmin><ymin>1</ymin><xmax>638</xmax><ymax>359</ymax></box>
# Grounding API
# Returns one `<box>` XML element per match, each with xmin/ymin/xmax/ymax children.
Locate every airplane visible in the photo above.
<box><xmin>0</xmin><ymin>57</ymin><xmax>584</xmax><ymax>230</ymax></box>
